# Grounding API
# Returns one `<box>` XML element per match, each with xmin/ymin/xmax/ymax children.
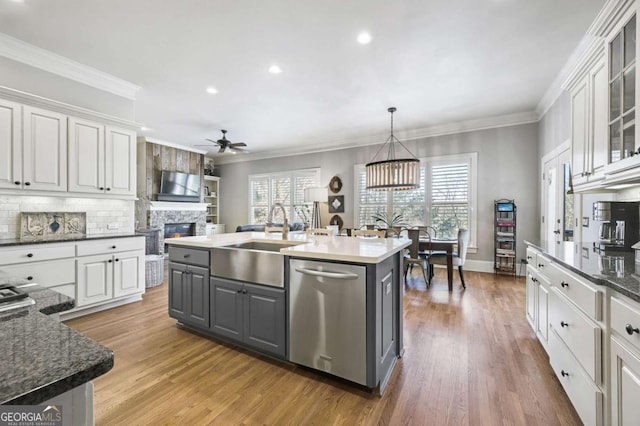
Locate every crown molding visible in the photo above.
<box><xmin>0</xmin><ymin>32</ymin><xmax>141</xmax><ymax>100</ymax></box>
<box><xmin>214</xmin><ymin>110</ymin><xmax>538</xmax><ymax>165</ymax></box>
<box><xmin>536</xmin><ymin>0</ymin><xmax>633</xmax><ymax>118</ymax></box>
<box><xmin>0</xmin><ymin>85</ymin><xmax>141</xmax><ymax>129</ymax></box>
<box><xmin>138</xmin><ymin>136</ymin><xmax>208</xmax><ymax>155</ymax></box>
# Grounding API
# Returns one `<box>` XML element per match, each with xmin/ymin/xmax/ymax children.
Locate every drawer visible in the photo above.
<box><xmin>548</xmin><ymin>263</ymin><xmax>602</xmax><ymax>320</ymax></box>
<box><xmin>548</xmin><ymin>330</ymin><xmax>603</xmax><ymax>426</ymax></box>
<box><xmin>76</xmin><ymin>237</ymin><xmax>144</xmax><ymax>257</ymax></box>
<box><xmin>525</xmin><ymin>247</ymin><xmax>539</xmax><ymax>266</ymax></box>
<box><xmin>549</xmin><ymin>289</ymin><xmax>602</xmax><ymax>384</ymax></box>
<box><xmin>169</xmin><ymin>246</ymin><xmax>210</xmax><ymax>267</ymax></box>
<box><xmin>611</xmin><ymin>294</ymin><xmax>640</xmax><ymax>353</ymax></box>
<box><xmin>0</xmin><ymin>243</ymin><xmax>75</xmax><ymax>266</ymax></box>
<box><xmin>535</xmin><ymin>254</ymin><xmax>551</xmax><ymax>273</ymax></box>
<box><xmin>0</xmin><ymin>259</ymin><xmax>75</xmax><ymax>288</ymax></box>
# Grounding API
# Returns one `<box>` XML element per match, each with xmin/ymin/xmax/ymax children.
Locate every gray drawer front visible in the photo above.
<box><xmin>169</xmin><ymin>247</ymin><xmax>210</xmax><ymax>267</ymax></box>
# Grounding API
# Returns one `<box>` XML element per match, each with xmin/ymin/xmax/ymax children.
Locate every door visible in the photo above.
<box><xmin>76</xmin><ymin>254</ymin><xmax>113</xmax><ymax>306</ymax></box>
<box><xmin>210</xmin><ymin>277</ymin><xmax>243</xmax><ymax>341</ymax></box>
<box><xmin>611</xmin><ymin>337</ymin><xmax>640</xmax><ymax>425</ymax></box>
<box><xmin>105</xmin><ymin>126</ymin><xmax>136</xmax><ymax>195</ymax></box>
<box><xmin>543</xmin><ymin>148</ymin><xmax>574</xmax><ymax>249</ymax></box>
<box><xmin>526</xmin><ymin>268</ymin><xmax>537</xmax><ymax>329</ymax></box>
<box><xmin>571</xmin><ymin>75</ymin><xmax>589</xmax><ymax>185</ymax></box>
<box><xmin>168</xmin><ymin>262</ymin><xmax>187</xmax><ymax>321</ymax></box>
<box><xmin>22</xmin><ymin>106</ymin><xmax>67</xmax><ymax>191</ymax></box>
<box><xmin>185</xmin><ymin>265</ymin><xmax>210</xmax><ymax>329</ymax></box>
<box><xmin>243</xmin><ymin>283</ymin><xmax>286</xmax><ymax>357</ymax></box>
<box><xmin>68</xmin><ymin>117</ymin><xmax>105</xmax><ymax>194</ymax></box>
<box><xmin>0</xmin><ymin>99</ymin><xmax>21</xmax><ymax>189</ymax></box>
<box><xmin>590</xmin><ymin>57</ymin><xmax>608</xmax><ymax>178</ymax></box>
<box><xmin>113</xmin><ymin>250</ymin><xmax>143</xmax><ymax>298</ymax></box>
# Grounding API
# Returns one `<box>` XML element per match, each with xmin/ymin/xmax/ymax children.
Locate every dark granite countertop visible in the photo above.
<box><xmin>0</xmin><ymin>279</ymin><xmax>114</xmax><ymax>405</ymax></box>
<box><xmin>0</xmin><ymin>232</ymin><xmax>143</xmax><ymax>247</ymax></box>
<box><xmin>525</xmin><ymin>240</ymin><xmax>640</xmax><ymax>303</ymax></box>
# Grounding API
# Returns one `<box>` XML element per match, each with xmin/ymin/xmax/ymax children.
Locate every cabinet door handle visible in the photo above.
<box><xmin>237</xmin><ymin>289</ymin><xmax>242</xmax><ymax>293</ymax></box>
<box><xmin>13</xmin><ymin>181</ymin><xmax>20</xmax><ymax>185</ymax></box>
<box><xmin>295</xmin><ymin>267</ymin><xmax>359</xmax><ymax>280</ymax></box>
<box><xmin>242</xmin><ymin>289</ymin><xmax>247</xmax><ymax>294</ymax></box>
<box><xmin>560</xmin><ymin>321</ymin><xmax>568</xmax><ymax>328</ymax></box>
<box><xmin>561</xmin><ymin>370</ymin><xmax>569</xmax><ymax>377</ymax></box>
<box><xmin>538</xmin><ymin>263</ymin><xmax>544</xmax><ymax>268</ymax></box>
<box><xmin>26</xmin><ymin>253</ymin><xmax>33</xmax><ymax>258</ymax></box>
<box><xmin>561</xmin><ymin>281</ymin><xmax>569</xmax><ymax>288</ymax></box>
<box><xmin>527</xmin><ymin>256</ymin><xmax>532</xmax><ymax>260</ymax></box>
<box><xmin>625</xmin><ymin>324</ymin><xmax>640</xmax><ymax>335</ymax></box>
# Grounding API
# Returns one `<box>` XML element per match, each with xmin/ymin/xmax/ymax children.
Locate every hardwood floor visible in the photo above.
<box><xmin>66</xmin><ymin>269</ymin><xmax>581</xmax><ymax>425</ymax></box>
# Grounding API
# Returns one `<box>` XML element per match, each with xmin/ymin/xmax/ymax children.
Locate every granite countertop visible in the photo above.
<box><xmin>165</xmin><ymin>232</ymin><xmax>411</xmax><ymax>264</ymax></box>
<box><xmin>0</xmin><ymin>279</ymin><xmax>114</xmax><ymax>404</ymax></box>
<box><xmin>525</xmin><ymin>240</ymin><xmax>640</xmax><ymax>302</ymax></box>
<box><xmin>0</xmin><ymin>232</ymin><xmax>143</xmax><ymax>247</ymax></box>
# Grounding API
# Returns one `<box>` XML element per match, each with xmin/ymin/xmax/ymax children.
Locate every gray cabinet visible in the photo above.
<box><xmin>168</xmin><ymin>246</ymin><xmax>211</xmax><ymax>329</ymax></box>
<box><xmin>210</xmin><ymin>276</ymin><xmax>286</xmax><ymax>358</ymax></box>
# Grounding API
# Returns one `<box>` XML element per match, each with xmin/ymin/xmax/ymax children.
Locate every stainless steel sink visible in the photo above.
<box><xmin>211</xmin><ymin>240</ymin><xmax>304</xmax><ymax>287</ymax></box>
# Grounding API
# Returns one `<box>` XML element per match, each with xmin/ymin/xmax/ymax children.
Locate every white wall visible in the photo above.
<box><xmin>217</xmin><ymin>122</ymin><xmax>539</xmax><ymax>263</ymax></box>
<box><xmin>0</xmin><ymin>196</ymin><xmax>134</xmax><ymax>240</ymax></box>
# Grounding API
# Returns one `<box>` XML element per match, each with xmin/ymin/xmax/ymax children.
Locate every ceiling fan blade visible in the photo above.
<box><xmin>205</xmin><ymin>138</ymin><xmax>222</xmax><ymax>144</ymax></box>
<box><xmin>230</xmin><ymin>147</ymin><xmax>250</xmax><ymax>153</ymax></box>
<box><xmin>229</xmin><ymin>142</ymin><xmax>247</xmax><ymax>147</ymax></box>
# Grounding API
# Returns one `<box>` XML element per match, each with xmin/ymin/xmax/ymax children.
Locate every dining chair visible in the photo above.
<box><xmin>352</xmin><ymin>229</ymin><xmax>386</xmax><ymax>238</ymax></box>
<box><xmin>428</xmin><ymin>228</ymin><xmax>469</xmax><ymax>288</ymax></box>
<box><xmin>404</xmin><ymin>229</ymin><xmax>429</xmax><ymax>286</ymax></box>
<box><xmin>305</xmin><ymin>228</ymin><xmax>333</xmax><ymax>236</ymax></box>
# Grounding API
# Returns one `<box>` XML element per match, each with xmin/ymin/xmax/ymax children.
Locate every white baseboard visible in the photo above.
<box><xmin>432</xmin><ymin>259</ymin><xmax>526</xmax><ymax>276</ymax></box>
<box><xmin>61</xmin><ymin>294</ymin><xmax>143</xmax><ymax>321</ymax></box>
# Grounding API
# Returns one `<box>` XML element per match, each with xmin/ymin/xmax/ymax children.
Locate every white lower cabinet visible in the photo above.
<box><xmin>611</xmin><ymin>336</ymin><xmax>640</xmax><ymax>426</ymax></box>
<box><xmin>113</xmin><ymin>250</ymin><xmax>143</xmax><ymax>298</ymax></box>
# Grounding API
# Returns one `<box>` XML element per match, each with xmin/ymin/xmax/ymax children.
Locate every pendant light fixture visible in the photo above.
<box><xmin>365</xmin><ymin>107</ymin><xmax>420</xmax><ymax>191</ymax></box>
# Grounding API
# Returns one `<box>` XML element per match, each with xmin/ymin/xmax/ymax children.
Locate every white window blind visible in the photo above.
<box><xmin>248</xmin><ymin>169</ymin><xmax>320</xmax><ymax>224</ymax></box>
<box><xmin>354</xmin><ymin>153</ymin><xmax>477</xmax><ymax>246</ymax></box>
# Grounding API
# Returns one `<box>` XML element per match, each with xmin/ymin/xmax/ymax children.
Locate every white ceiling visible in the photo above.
<box><xmin>0</xmin><ymin>0</ymin><xmax>605</xmax><ymax>160</ymax></box>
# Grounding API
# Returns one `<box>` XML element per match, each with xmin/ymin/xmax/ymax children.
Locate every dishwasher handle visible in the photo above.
<box><xmin>294</xmin><ymin>267</ymin><xmax>359</xmax><ymax>280</ymax></box>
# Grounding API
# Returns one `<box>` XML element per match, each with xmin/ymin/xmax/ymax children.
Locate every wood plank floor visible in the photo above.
<box><xmin>66</xmin><ymin>269</ymin><xmax>582</xmax><ymax>425</ymax></box>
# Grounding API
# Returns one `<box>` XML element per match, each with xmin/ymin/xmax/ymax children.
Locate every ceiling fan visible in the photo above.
<box><xmin>195</xmin><ymin>130</ymin><xmax>249</xmax><ymax>154</ymax></box>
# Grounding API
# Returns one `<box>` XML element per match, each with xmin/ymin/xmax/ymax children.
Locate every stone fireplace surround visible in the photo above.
<box><xmin>149</xmin><ymin>202</ymin><xmax>207</xmax><ymax>255</ymax></box>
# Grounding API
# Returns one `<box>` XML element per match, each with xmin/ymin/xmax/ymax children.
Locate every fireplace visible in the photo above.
<box><xmin>164</xmin><ymin>223</ymin><xmax>196</xmax><ymax>239</ymax></box>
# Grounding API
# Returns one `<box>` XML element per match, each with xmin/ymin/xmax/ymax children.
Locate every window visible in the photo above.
<box><xmin>249</xmin><ymin>169</ymin><xmax>320</xmax><ymax>224</ymax></box>
<box><xmin>355</xmin><ymin>153</ymin><xmax>477</xmax><ymax>246</ymax></box>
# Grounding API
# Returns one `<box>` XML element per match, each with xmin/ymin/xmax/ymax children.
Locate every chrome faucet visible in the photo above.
<box><xmin>265</xmin><ymin>202</ymin><xmax>288</xmax><ymax>238</ymax></box>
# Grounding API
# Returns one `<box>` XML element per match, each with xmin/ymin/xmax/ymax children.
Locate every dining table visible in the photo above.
<box><xmin>418</xmin><ymin>238</ymin><xmax>457</xmax><ymax>291</ymax></box>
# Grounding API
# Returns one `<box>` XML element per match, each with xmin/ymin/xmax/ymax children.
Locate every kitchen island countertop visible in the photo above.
<box><xmin>166</xmin><ymin>232</ymin><xmax>411</xmax><ymax>264</ymax></box>
<box><xmin>0</xmin><ymin>280</ymin><xmax>113</xmax><ymax>405</ymax></box>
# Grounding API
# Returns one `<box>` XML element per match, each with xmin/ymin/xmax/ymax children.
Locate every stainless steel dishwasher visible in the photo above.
<box><xmin>289</xmin><ymin>258</ymin><xmax>367</xmax><ymax>385</ymax></box>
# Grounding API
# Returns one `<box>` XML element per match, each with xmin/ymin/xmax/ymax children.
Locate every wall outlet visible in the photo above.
<box><xmin>107</xmin><ymin>223</ymin><xmax>119</xmax><ymax>230</ymax></box>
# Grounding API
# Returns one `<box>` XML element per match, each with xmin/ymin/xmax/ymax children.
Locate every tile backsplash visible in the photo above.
<box><xmin>0</xmin><ymin>196</ymin><xmax>134</xmax><ymax>240</ymax></box>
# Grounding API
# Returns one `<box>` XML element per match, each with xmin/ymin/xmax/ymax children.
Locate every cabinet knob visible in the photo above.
<box><xmin>184</xmin><ymin>254</ymin><xmax>190</xmax><ymax>258</ymax></box>
<box><xmin>99</xmin><ymin>187</ymin><xmax>104</xmax><ymax>190</ymax></box>
<box><xmin>27</xmin><ymin>276</ymin><xmax>33</xmax><ymax>281</ymax></box>
<box><xmin>625</xmin><ymin>324</ymin><xmax>640</xmax><ymax>335</ymax></box>
<box><xmin>561</xmin><ymin>370</ymin><xmax>569</xmax><ymax>377</ymax></box>
<box><xmin>237</xmin><ymin>289</ymin><xmax>242</xmax><ymax>293</ymax></box>
<box><xmin>26</xmin><ymin>253</ymin><xmax>33</xmax><ymax>258</ymax></box>
<box><xmin>538</xmin><ymin>263</ymin><xmax>544</xmax><ymax>268</ymax></box>
<box><xmin>561</xmin><ymin>281</ymin><xmax>569</xmax><ymax>288</ymax></box>
<box><xmin>242</xmin><ymin>289</ymin><xmax>247</xmax><ymax>294</ymax></box>
<box><xmin>115</xmin><ymin>258</ymin><xmax>119</xmax><ymax>262</ymax></box>
<box><xmin>527</xmin><ymin>256</ymin><xmax>532</xmax><ymax>260</ymax></box>
<box><xmin>111</xmin><ymin>245</ymin><xmax>116</xmax><ymax>249</ymax></box>
<box><xmin>108</xmin><ymin>259</ymin><xmax>113</xmax><ymax>263</ymax></box>
<box><xmin>13</xmin><ymin>181</ymin><xmax>20</xmax><ymax>185</ymax></box>
<box><xmin>24</xmin><ymin>182</ymin><xmax>30</xmax><ymax>186</ymax></box>
<box><xmin>560</xmin><ymin>321</ymin><xmax>568</xmax><ymax>328</ymax></box>
<box><xmin>106</xmin><ymin>188</ymin><xmax>111</xmax><ymax>191</ymax></box>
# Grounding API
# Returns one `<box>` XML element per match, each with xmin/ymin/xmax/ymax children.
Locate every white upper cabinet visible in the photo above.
<box><xmin>0</xmin><ymin>99</ymin><xmax>21</xmax><ymax>190</ymax></box>
<box><xmin>104</xmin><ymin>126</ymin><xmax>136</xmax><ymax>196</ymax></box>
<box><xmin>22</xmin><ymin>106</ymin><xmax>67</xmax><ymax>192</ymax></box>
<box><xmin>591</xmin><ymin>57</ymin><xmax>609</xmax><ymax>179</ymax></box>
<box><xmin>68</xmin><ymin>118</ymin><xmax>136</xmax><ymax>196</ymax></box>
<box><xmin>571</xmin><ymin>75</ymin><xmax>590</xmax><ymax>186</ymax></box>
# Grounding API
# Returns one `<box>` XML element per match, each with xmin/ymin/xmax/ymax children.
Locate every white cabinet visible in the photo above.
<box><xmin>204</xmin><ymin>175</ymin><xmax>221</xmax><ymax>225</ymax></box>
<box><xmin>68</xmin><ymin>118</ymin><xmax>135</xmax><ymax>196</ymax></box>
<box><xmin>0</xmin><ymin>104</ymin><xmax>68</xmax><ymax>192</ymax></box>
<box><xmin>611</xmin><ymin>337</ymin><xmax>640</xmax><ymax>426</ymax></box>
<box><xmin>525</xmin><ymin>248</ymin><xmax>551</xmax><ymax>351</ymax></box>
<box><xmin>0</xmin><ymin>99</ymin><xmax>21</xmax><ymax>190</ymax></box>
<box><xmin>571</xmin><ymin>74</ymin><xmax>589</xmax><ymax>185</ymax></box>
<box><xmin>76</xmin><ymin>238</ymin><xmax>144</xmax><ymax>307</ymax></box>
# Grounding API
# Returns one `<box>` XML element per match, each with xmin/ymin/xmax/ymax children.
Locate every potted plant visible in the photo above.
<box><xmin>371</xmin><ymin>212</ymin><xmax>407</xmax><ymax>237</ymax></box>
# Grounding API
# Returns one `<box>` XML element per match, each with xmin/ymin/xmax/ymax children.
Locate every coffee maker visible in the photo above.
<box><xmin>593</xmin><ymin>201</ymin><xmax>640</xmax><ymax>250</ymax></box>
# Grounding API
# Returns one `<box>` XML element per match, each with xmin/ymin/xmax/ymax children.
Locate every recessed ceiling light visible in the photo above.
<box><xmin>269</xmin><ymin>64</ymin><xmax>282</xmax><ymax>74</ymax></box>
<box><xmin>357</xmin><ymin>32</ymin><xmax>372</xmax><ymax>45</ymax></box>
<box><xmin>140</xmin><ymin>126</ymin><xmax>151</xmax><ymax>132</ymax></box>
<box><xmin>206</xmin><ymin>87</ymin><xmax>218</xmax><ymax>94</ymax></box>
<box><xmin>9</xmin><ymin>0</ymin><xmax>25</xmax><ymax>3</ymax></box>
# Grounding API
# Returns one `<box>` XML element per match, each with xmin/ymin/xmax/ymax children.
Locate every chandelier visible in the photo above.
<box><xmin>365</xmin><ymin>107</ymin><xmax>419</xmax><ymax>191</ymax></box>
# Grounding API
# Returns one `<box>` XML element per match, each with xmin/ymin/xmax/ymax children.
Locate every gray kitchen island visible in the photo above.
<box><xmin>166</xmin><ymin>232</ymin><xmax>410</xmax><ymax>394</ymax></box>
